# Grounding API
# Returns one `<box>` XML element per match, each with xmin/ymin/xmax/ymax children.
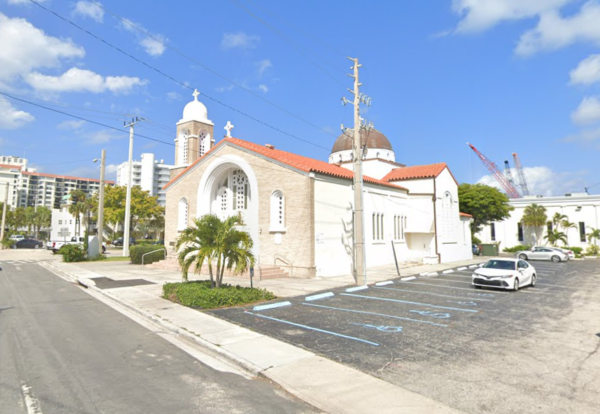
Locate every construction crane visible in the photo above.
<box><xmin>467</xmin><ymin>142</ymin><xmax>521</xmax><ymax>198</ymax></box>
<box><xmin>504</xmin><ymin>160</ymin><xmax>517</xmax><ymax>188</ymax></box>
<box><xmin>512</xmin><ymin>153</ymin><xmax>531</xmax><ymax>196</ymax></box>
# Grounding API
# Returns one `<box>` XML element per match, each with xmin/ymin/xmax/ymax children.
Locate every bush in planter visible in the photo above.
<box><xmin>1</xmin><ymin>239</ymin><xmax>16</xmax><ymax>249</ymax></box>
<box><xmin>565</xmin><ymin>246</ymin><xmax>583</xmax><ymax>255</ymax></box>
<box><xmin>60</xmin><ymin>244</ymin><xmax>86</xmax><ymax>262</ymax></box>
<box><xmin>163</xmin><ymin>281</ymin><xmax>276</xmax><ymax>309</ymax></box>
<box><xmin>130</xmin><ymin>244</ymin><xmax>165</xmax><ymax>265</ymax></box>
<box><xmin>584</xmin><ymin>244</ymin><xmax>599</xmax><ymax>256</ymax></box>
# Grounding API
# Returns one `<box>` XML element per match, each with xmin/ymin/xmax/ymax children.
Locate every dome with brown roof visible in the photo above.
<box><xmin>331</xmin><ymin>129</ymin><xmax>393</xmax><ymax>154</ymax></box>
<box><xmin>329</xmin><ymin>129</ymin><xmax>395</xmax><ymax>164</ymax></box>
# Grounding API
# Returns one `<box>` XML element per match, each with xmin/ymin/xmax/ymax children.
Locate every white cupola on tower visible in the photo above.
<box><xmin>179</xmin><ymin>89</ymin><xmax>212</xmax><ymax>124</ymax></box>
<box><xmin>174</xmin><ymin>89</ymin><xmax>215</xmax><ymax>169</ymax></box>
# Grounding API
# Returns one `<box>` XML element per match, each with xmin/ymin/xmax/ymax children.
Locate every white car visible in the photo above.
<box><xmin>9</xmin><ymin>234</ymin><xmax>25</xmax><ymax>242</ymax></box>
<box><xmin>549</xmin><ymin>247</ymin><xmax>575</xmax><ymax>260</ymax></box>
<box><xmin>516</xmin><ymin>246</ymin><xmax>569</xmax><ymax>263</ymax></box>
<box><xmin>472</xmin><ymin>258</ymin><xmax>536</xmax><ymax>291</ymax></box>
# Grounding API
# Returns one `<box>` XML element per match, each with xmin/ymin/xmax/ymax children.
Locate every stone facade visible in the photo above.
<box><xmin>165</xmin><ymin>143</ymin><xmax>316</xmax><ymax>278</ymax></box>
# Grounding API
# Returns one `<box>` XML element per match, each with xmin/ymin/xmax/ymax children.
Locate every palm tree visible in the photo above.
<box><xmin>587</xmin><ymin>227</ymin><xmax>600</xmax><ymax>245</ymax></box>
<box><xmin>521</xmin><ymin>204</ymin><xmax>547</xmax><ymax>245</ymax></box>
<box><xmin>559</xmin><ymin>219</ymin><xmax>577</xmax><ymax>245</ymax></box>
<box><xmin>33</xmin><ymin>206</ymin><xmax>52</xmax><ymax>239</ymax></box>
<box><xmin>544</xmin><ymin>229</ymin><xmax>567</xmax><ymax>247</ymax></box>
<box><xmin>176</xmin><ymin>214</ymin><xmax>254</xmax><ymax>286</ymax></box>
<box><xmin>552</xmin><ymin>212</ymin><xmax>567</xmax><ymax>227</ymax></box>
<box><xmin>67</xmin><ymin>190</ymin><xmax>87</xmax><ymax>236</ymax></box>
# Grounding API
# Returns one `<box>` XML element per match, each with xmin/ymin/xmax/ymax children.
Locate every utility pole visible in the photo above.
<box><xmin>123</xmin><ymin>117</ymin><xmax>142</xmax><ymax>257</ymax></box>
<box><xmin>342</xmin><ymin>57</ymin><xmax>372</xmax><ymax>285</ymax></box>
<box><xmin>97</xmin><ymin>149</ymin><xmax>106</xmax><ymax>256</ymax></box>
<box><xmin>1</xmin><ymin>183</ymin><xmax>8</xmax><ymax>243</ymax></box>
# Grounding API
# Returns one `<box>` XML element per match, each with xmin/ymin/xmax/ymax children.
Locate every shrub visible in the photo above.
<box><xmin>163</xmin><ymin>281</ymin><xmax>276</xmax><ymax>309</ymax></box>
<box><xmin>60</xmin><ymin>244</ymin><xmax>86</xmax><ymax>262</ymax></box>
<box><xmin>130</xmin><ymin>244</ymin><xmax>165</xmax><ymax>265</ymax></box>
<box><xmin>1</xmin><ymin>239</ymin><xmax>16</xmax><ymax>249</ymax></box>
<box><xmin>565</xmin><ymin>246</ymin><xmax>583</xmax><ymax>255</ymax></box>
<box><xmin>472</xmin><ymin>236</ymin><xmax>482</xmax><ymax>245</ymax></box>
<box><xmin>503</xmin><ymin>245</ymin><xmax>531</xmax><ymax>253</ymax></box>
<box><xmin>585</xmin><ymin>244</ymin><xmax>599</xmax><ymax>256</ymax></box>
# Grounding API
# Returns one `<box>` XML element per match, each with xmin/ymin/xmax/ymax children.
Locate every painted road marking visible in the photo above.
<box><xmin>442</xmin><ymin>269</ymin><xmax>455</xmax><ymax>274</ymax></box>
<box><xmin>427</xmin><ymin>272</ymin><xmax>439</xmax><ymax>277</ymax></box>
<box><xmin>21</xmin><ymin>382</ymin><xmax>43</xmax><ymax>414</ymax></box>
<box><xmin>350</xmin><ymin>322</ymin><xmax>403</xmax><ymax>333</ymax></box>
<box><xmin>457</xmin><ymin>267</ymin><xmax>467</xmax><ymax>270</ymax></box>
<box><xmin>346</xmin><ymin>285</ymin><xmax>369</xmax><ymax>293</ymax></box>
<box><xmin>468</xmin><ymin>265</ymin><xmax>478</xmax><ymax>268</ymax></box>
<box><xmin>305</xmin><ymin>292</ymin><xmax>335</xmax><ymax>302</ymax></box>
<box><xmin>340</xmin><ymin>293</ymin><xmax>479</xmax><ymax>313</ymax></box>
<box><xmin>419</xmin><ymin>272</ymin><xmax>429</xmax><ymax>276</ymax></box>
<box><xmin>253</xmin><ymin>301</ymin><xmax>292</xmax><ymax>311</ymax></box>
<box><xmin>401</xmin><ymin>276</ymin><xmax>416</xmax><ymax>281</ymax></box>
<box><xmin>302</xmin><ymin>302</ymin><xmax>448</xmax><ymax>327</ymax></box>
<box><xmin>375</xmin><ymin>286</ymin><xmax>494</xmax><ymax>301</ymax></box>
<box><xmin>409</xmin><ymin>310</ymin><xmax>451</xmax><ymax>319</ymax></box>
<box><xmin>450</xmin><ymin>300</ymin><xmax>478</xmax><ymax>306</ymax></box>
<box><xmin>375</xmin><ymin>281</ymin><xmax>394</xmax><ymax>286</ymax></box>
<box><xmin>399</xmin><ymin>280</ymin><xmax>510</xmax><ymax>293</ymax></box>
<box><xmin>245</xmin><ymin>311</ymin><xmax>380</xmax><ymax>346</ymax></box>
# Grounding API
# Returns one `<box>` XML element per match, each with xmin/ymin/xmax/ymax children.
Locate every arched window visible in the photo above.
<box><xmin>199</xmin><ymin>130</ymin><xmax>209</xmax><ymax>157</ymax></box>
<box><xmin>178</xmin><ymin>130</ymin><xmax>189</xmax><ymax>165</ymax></box>
<box><xmin>217</xmin><ymin>187</ymin><xmax>228</xmax><ymax>211</ymax></box>
<box><xmin>232</xmin><ymin>169</ymin><xmax>248</xmax><ymax>210</ymax></box>
<box><xmin>178</xmin><ymin>198</ymin><xmax>188</xmax><ymax>231</ymax></box>
<box><xmin>270</xmin><ymin>190</ymin><xmax>285</xmax><ymax>231</ymax></box>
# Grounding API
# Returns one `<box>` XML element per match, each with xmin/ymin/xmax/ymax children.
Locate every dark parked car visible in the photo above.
<box><xmin>13</xmin><ymin>239</ymin><xmax>44</xmax><ymax>249</ymax></box>
<box><xmin>112</xmin><ymin>237</ymin><xmax>136</xmax><ymax>246</ymax></box>
<box><xmin>472</xmin><ymin>244</ymin><xmax>481</xmax><ymax>256</ymax></box>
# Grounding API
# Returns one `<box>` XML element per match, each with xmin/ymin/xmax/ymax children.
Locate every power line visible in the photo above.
<box><xmin>88</xmin><ymin>0</ymin><xmax>338</xmax><ymax>138</ymax></box>
<box><xmin>28</xmin><ymin>0</ymin><xmax>329</xmax><ymax>152</ymax></box>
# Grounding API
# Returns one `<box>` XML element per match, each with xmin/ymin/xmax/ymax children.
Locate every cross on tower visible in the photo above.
<box><xmin>224</xmin><ymin>121</ymin><xmax>234</xmax><ymax>137</ymax></box>
<box><xmin>192</xmin><ymin>89</ymin><xmax>199</xmax><ymax>100</ymax></box>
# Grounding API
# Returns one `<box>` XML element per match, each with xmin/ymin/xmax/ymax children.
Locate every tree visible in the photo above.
<box><xmin>551</xmin><ymin>212</ymin><xmax>567</xmax><ymax>228</ymax></box>
<box><xmin>24</xmin><ymin>206</ymin><xmax>36</xmax><ymax>234</ymax></box>
<box><xmin>587</xmin><ymin>227</ymin><xmax>600</xmax><ymax>245</ymax></box>
<box><xmin>94</xmin><ymin>185</ymin><xmax>164</xmax><ymax>237</ymax></box>
<box><xmin>521</xmin><ymin>204</ymin><xmax>547</xmax><ymax>245</ymax></box>
<box><xmin>544</xmin><ymin>229</ymin><xmax>567</xmax><ymax>246</ymax></box>
<box><xmin>176</xmin><ymin>214</ymin><xmax>255</xmax><ymax>286</ymax></box>
<box><xmin>33</xmin><ymin>206</ymin><xmax>52</xmax><ymax>239</ymax></box>
<box><xmin>458</xmin><ymin>183</ymin><xmax>513</xmax><ymax>234</ymax></box>
<box><xmin>68</xmin><ymin>190</ymin><xmax>88</xmax><ymax>236</ymax></box>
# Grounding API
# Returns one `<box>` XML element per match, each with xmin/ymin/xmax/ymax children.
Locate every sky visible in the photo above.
<box><xmin>1</xmin><ymin>0</ymin><xmax>599</xmax><ymax>196</ymax></box>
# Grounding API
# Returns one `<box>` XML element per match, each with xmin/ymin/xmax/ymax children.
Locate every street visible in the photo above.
<box><xmin>0</xmin><ymin>252</ymin><xmax>318</xmax><ymax>414</ymax></box>
<box><xmin>213</xmin><ymin>259</ymin><xmax>600</xmax><ymax>414</ymax></box>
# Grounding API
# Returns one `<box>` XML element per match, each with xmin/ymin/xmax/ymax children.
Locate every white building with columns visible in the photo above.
<box><xmin>162</xmin><ymin>91</ymin><xmax>473</xmax><ymax>279</ymax></box>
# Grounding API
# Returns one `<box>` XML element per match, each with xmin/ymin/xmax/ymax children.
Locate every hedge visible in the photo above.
<box><xmin>60</xmin><ymin>244</ymin><xmax>86</xmax><ymax>262</ymax></box>
<box><xmin>129</xmin><ymin>244</ymin><xmax>166</xmax><ymax>265</ymax></box>
<box><xmin>163</xmin><ymin>281</ymin><xmax>276</xmax><ymax>309</ymax></box>
<box><xmin>503</xmin><ymin>245</ymin><xmax>531</xmax><ymax>253</ymax></box>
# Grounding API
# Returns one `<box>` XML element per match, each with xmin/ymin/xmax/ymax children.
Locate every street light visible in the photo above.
<box><xmin>0</xmin><ymin>182</ymin><xmax>9</xmax><ymax>242</ymax></box>
<box><xmin>93</xmin><ymin>149</ymin><xmax>106</xmax><ymax>256</ymax></box>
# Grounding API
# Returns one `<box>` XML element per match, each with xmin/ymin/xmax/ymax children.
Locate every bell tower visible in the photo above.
<box><xmin>171</xmin><ymin>89</ymin><xmax>215</xmax><ymax>178</ymax></box>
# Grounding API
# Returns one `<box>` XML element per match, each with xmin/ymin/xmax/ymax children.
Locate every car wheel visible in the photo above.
<box><xmin>531</xmin><ymin>274</ymin><xmax>536</xmax><ymax>287</ymax></box>
<box><xmin>513</xmin><ymin>278</ymin><xmax>520</xmax><ymax>291</ymax></box>
<box><xmin>518</xmin><ymin>254</ymin><xmax>528</xmax><ymax>260</ymax></box>
<box><xmin>551</xmin><ymin>255</ymin><xmax>561</xmax><ymax>263</ymax></box>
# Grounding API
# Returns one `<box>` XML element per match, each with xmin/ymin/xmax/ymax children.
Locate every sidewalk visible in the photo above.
<box><xmin>41</xmin><ymin>256</ymin><xmax>484</xmax><ymax>414</ymax></box>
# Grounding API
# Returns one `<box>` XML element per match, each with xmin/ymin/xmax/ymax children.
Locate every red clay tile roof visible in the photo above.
<box><xmin>382</xmin><ymin>163</ymin><xmax>448</xmax><ymax>182</ymax></box>
<box><xmin>460</xmin><ymin>212</ymin><xmax>473</xmax><ymax>218</ymax></box>
<box><xmin>0</xmin><ymin>164</ymin><xmax>22</xmax><ymax>170</ymax></box>
<box><xmin>164</xmin><ymin>137</ymin><xmax>408</xmax><ymax>191</ymax></box>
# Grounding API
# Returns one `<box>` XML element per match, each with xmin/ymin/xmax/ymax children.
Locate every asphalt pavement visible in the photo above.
<box><xmin>211</xmin><ymin>260</ymin><xmax>600</xmax><ymax>414</ymax></box>
<box><xmin>0</xmin><ymin>255</ymin><xmax>319</xmax><ymax>414</ymax></box>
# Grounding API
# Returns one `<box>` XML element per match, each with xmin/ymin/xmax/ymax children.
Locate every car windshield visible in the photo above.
<box><xmin>482</xmin><ymin>260</ymin><xmax>516</xmax><ymax>270</ymax></box>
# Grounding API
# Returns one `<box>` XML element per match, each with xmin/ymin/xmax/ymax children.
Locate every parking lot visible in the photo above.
<box><xmin>211</xmin><ymin>259</ymin><xmax>600</xmax><ymax>414</ymax></box>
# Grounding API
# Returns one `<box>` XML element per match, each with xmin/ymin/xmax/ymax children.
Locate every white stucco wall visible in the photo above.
<box><xmin>50</xmin><ymin>207</ymin><xmax>77</xmax><ymax>241</ymax></box>
<box><xmin>477</xmin><ymin>194</ymin><xmax>600</xmax><ymax>249</ymax></box>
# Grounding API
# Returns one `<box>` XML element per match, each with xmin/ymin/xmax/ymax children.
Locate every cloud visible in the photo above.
<box><xmin>255</xmin><ymin>59</ymin><xmax>272</xmax><ymax>75</ymax></box>
<box><xmin>25</xmin><ymin>67</ymin><xmax>147</xmax><ymax>94</ymax></box>
<box><xmin>571</xmin><ymin>96</ymin><xmax>600</xmax><ymax>125</ymax></box>
<box><xmin>73</xmin><ymin>1</ymin><xmax>104</xmax><ymax>23</ymax></box>
<box><xmin>516</xmin><ymin>1</ymin><xmax>600</xmax><ymax>56</ymax></box>
<box><xmin>478</xmin><ymin>165</ymin><xmax>588</xmax><ymax>196</ymax></box>
<box><xmin>257</xmin><ymin>84</ymin><xmax>269</xmax><ymax>93</ymax></box>
<box><xmin>216</xmin><ymin>84</ymin><xmax>236</xmax><ymax>93</ymax></box>
<box><xmin>452</xmin><ymin>0</ymin><xmax>576</xmax><ymax>33</ymax></box>
<box><xmin>221</xmin><ymin>32</ymin><xmax>260</xmax><ymax>50</ymax></box>
<box><xmin>0</xmin><ymin>96</ymin><xmax>35</xmax><ymax>129</ymax></box>
<box><xmin>570</xmin><ymin>54</ymin><xmax>600</xmax><ymax>85</ymax></box>
<box><xmin>166</xmin><ymin>91</ymin><xmax>182</xmax><ymax>102</ymax></box>
<box><xmin>0</xmin><ymin>13</ymin><xmax>85</xmax><ymax>84</ymax></box>
<box><xmin>563</xmin><ymin>126</ymin><xmax>600</xmax><ymax>146</ymax></box>
<box><xmin>119</xmin><ymin>18</ymin><xmax>167</xmax><ymax>57</ymax></box>
<box><xmin>87</xmin><ymin>130</ymin><xmax>123</xmax><ymax>144</ymax></box>
<box><xmin>57</xmin><ymin>119</ymin><xmax>86</xmax><ymax>130</ymax></box>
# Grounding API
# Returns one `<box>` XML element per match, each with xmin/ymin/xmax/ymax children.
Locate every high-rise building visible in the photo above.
<box><xmin>0</xmin><ymin>155</ymin><xmax>114</xmax><ymax>209</ymax></box>
<box><xmin>116</xmin><ymin>153</ymin><xmax>173</xmax><ymax>207</ymax></box>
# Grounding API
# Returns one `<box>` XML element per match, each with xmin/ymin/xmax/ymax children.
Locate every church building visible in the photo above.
<box><xmin>163</xmin><ymin>91</ymin><xmax>473</xmax><ymax>279</ymax></box>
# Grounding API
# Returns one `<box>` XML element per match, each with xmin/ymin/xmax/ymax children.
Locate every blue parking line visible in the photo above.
<box><xmin>244</xmin><ymin>311</ymin><xmax>380</xmax><ymax>346</ymax></box>
<box><xmin>305</xmin><ymin>292</ymin><xmax>335</xmax><ymax>302</ymax></box>
<box><xmin>340</xmin><ymin>293</ymin><xmax>478</xmax><ymax>313</ymax></box>
<box><xmin>302</xmin><ymin>303</ymin><xmax>448</xmax><ymax>327</ymax></box>
<box><xmin>375</xmin><ymin>286</ymin><xmax>494</xmax><ymax>301</ymax></box>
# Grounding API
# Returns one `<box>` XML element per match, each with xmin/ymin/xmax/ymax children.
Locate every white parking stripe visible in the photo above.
<box><xmin>375</xmin><ymin>286</ymin><xmax>494</xmax><ymax>301</ymax></box>
<box><xmin>21</xmin><ymin>382</ymin><xmax>43</xmax><ymax>414</ymax></box>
